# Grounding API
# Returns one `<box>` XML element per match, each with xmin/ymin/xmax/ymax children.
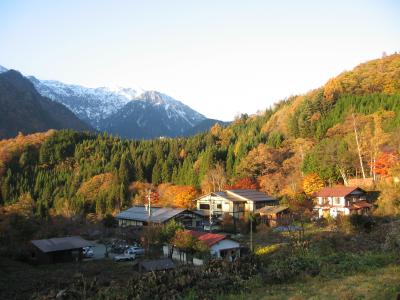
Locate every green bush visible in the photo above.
<box><xmin>350</xmin><ymin>215</ymin><xmax>375</xmax><ymax>232</ymax></box>
<box><xmin>264</xmin><ymin>253</ymin><xmax>321</xmax><ymax>283</ymax></box>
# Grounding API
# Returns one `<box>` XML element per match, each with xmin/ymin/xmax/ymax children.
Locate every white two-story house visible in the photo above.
<box><xmin>314</xmin><ymin>186</ymin><xmax>372</xmax><ymax>218</ymax></box>
<box><xmin>195</xmin><ymin>189</ymin><xmax>278</xmax><ymax>220</ymax></box>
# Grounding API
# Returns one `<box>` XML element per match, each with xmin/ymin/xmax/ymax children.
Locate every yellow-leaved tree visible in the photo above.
<box><xmin>302</xmin><ymin>173</ymin><xmax>324</xmax><ymax>196</ymax></box>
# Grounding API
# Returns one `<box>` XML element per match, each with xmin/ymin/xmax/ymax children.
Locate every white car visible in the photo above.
<box><xmin>113</xmin><ymin>253</ymin><xmax>136</xmax><ymax>262</ymax></box>
<box><xmin>126</xmin><ymin>246</ymin><xmax>145</xmax><ymax>256</ymax></box>
<box><xmin>82</xmin><ymin>246</ymin><xmax>94</xmax><ymax>258</ymax></box>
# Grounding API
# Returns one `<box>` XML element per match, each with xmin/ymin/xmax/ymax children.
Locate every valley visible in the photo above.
<box><xmin>1</xmin><ymin>54</ymin><xmax>400</xmax><ymax>300</ymax></box>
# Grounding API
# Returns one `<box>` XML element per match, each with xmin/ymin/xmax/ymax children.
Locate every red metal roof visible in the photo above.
<box><xmin>185</xmin><ymin>230</ymin><xmax>226</xmax><ymax>247</ymax></box>
<box><xmin>315</xmin><ymin>186</ymin><xmax>364</xmax><ymax>197</ymax></box>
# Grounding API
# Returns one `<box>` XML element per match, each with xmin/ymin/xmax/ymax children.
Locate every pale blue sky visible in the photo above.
<box><xmin>1</xmin><ymin>0</ymin><xmax>399</xmax><ymax>120</ymax></box>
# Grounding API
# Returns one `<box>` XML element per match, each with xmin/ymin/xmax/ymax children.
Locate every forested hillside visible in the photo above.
<box><xmin>1</xmin><ymin>54</ymin><xmax>400</xmax><ymax>218</ymax></box>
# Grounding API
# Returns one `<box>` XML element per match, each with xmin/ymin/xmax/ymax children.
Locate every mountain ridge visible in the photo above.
<box><xmin>0</xmin><ymin>65</ymin><xmax>221</xmax><ymax>139</ymax></box>
<box><xmin>0</xmin><ymin>70</ymin><xmax>92</xmax><ymax>139</ymax></box>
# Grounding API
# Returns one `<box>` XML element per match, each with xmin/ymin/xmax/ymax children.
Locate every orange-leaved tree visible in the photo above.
<box><xmin>159</xmin><ymin>185</ymin><xmax>197</xmax><ymax>208</ymax></box>
<box><xmin>225</xmin><ymin>177</ymin><xmax>259</xmax><ymax>190</ymax></box>
<box><xmin>173</xmin><ymin>186</ymin><xmax>197</xmax><ymax>208</ymax></box>
<box><xmin>373</xmin><ymin>152</ymin><xmax>398</xmax><ymax>176</ymax></box>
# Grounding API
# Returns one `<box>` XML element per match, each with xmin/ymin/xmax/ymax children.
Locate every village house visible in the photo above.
<box><xmin>116</xmin><ymin>206</ymin><xmax>203</xmax><ymax>228</ymax></box>
<box><xmin>30</xmin><ymin>236</ymin><xmax>92</xmax><ymax>264</ymax></box>
<box><xmin>163</xmin><ymin>230</ymin><xmax>241</xmax><ymax>265</ymax></box>
<box><xmin>314</xmin><ymin>186</ymin><xmax>372</xmax><ymax>218</ymax></box>
<box><xmin>195</xmin><ymin>189</ymin><xmax>278</xmax><ymax>220</ymax></box>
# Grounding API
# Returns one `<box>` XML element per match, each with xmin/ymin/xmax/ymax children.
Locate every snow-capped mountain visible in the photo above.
<box><xmin>27</xmin><ymin>77</ymin><xmax>145</xmax><ymax>128</ymax></box>
<box><xmin>0</xmin><ymin>64</ymin><xmax>223</xmax><ymax>139</ymax></box>
<box><xmin>135</xmin><ymin>91</ymin><xmax>205</xmax><ymax>126</ymax></box>
<box><xmin>102</xmin><ymin>91</ymin><xmax>206</xmax><ymax>139</ymax></box>
<box><xmin>27</xmin><ymin>78</ymin><xmax>207</xmax><ymax>137</ymax></box>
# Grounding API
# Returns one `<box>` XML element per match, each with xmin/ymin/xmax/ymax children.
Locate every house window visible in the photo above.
<box><xmin>333</xmin><ymin>197</ymin><xmax>341</xmax><ymax>205</ymax></box>
<box><xmin>200</xmin><ymin>204</ymin><xmax>210</xmax><ymax>210</ymax></box>
<box><xmin>319</xmin><ymin>197</ymin><xmax>327</xmax><ymax>205</ymax></box>
<box><xmin>217</xmin><ymin>204</ymin><xmax>222</xmax><ymax>209</ymax></box>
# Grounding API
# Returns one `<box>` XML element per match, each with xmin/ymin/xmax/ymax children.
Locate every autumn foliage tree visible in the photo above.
<box><xmin>173</xmin><ymin>186</ymin><xmax>197</xmax><ymax>208</ymax></box>
<box><xmin>157</xmin><ymin>184</ymin><xmax>197</xmax><ymax>208</ymax></box>
<box><xmin>225</xmin><ymin>177</ymin><xmax>259</xmax><ymax>190</ymax></box>
<box><xmin>172</xmin><ymin>229</ymin><xmax>196</xmax><ymax>252</ymax></box>
<box><xmin>302</xmin><ymin>173</ymin><xmax>324</xmax><ymax>196</ymax></box>
<box><xmin>372</xmin><ymin>152</ymin><xmax>399</xmax><ymax>177</ymax></box>
<box><xmin>171</xmin><ymin>229</ymin><xmax>209</xmax><ymax>260</ymax></box>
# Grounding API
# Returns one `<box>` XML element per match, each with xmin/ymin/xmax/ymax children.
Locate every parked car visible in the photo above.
<box><xmin>126</xmin><ymin>246</ymin><xmax>145</xmax><ymax>256</ymax></box>
<box><xmin>82</xmin><ymin>246</ymin><xmax>94</xmax><ymax>258</ymax></box>
<box><xmin>111</xmin><ymin>239</ymin><xmax>128</xmax><ymax>254</ymax></box>
<box><xmin>113</xmin><ymin>253</ymin><xmax>136</xmax><ymax>262</ymax></box>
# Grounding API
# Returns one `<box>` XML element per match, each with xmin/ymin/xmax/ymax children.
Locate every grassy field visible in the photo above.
<box><xmin>222</xmin><ymin>264</ymin><xmax>400</xmax><ymax>300</ymax></box>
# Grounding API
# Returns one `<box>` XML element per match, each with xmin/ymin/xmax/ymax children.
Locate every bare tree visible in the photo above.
<box><xmin>201</xmin><ymin>163</ymin><xmax>227</xmax><ymax>193</ymax></box>
<box><xmin>352</xmin><ymin>113</ymin><xmax>366</xmax><ymax>179</ymax></box>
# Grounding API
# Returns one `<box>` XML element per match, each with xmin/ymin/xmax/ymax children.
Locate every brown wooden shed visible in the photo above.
<box><xmin>256</xmin><ymin>205</ymin><xmax>290</xmax><ymax>227</ymax></box>
<box><xmin>30</xmin><ymin>236</ymin><xmax>92</xmax><ymax>264</ymax></box>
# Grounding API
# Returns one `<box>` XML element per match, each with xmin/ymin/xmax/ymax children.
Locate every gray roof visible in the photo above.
<box><xmin>139</xmin><ymin>258</ymin><xmax>175</xmax><ymax>272</ymax></box>
<box><xmin>226</xmin><ymin>189</ymin><xmax>277</xmax><ymax>202</ymax></box>
<box><xmin>31</xmin><ymin>236</ymin><xmax>91</xmax><ymax>253</ymax></box>
<box><xmin>116</xmin><ymin>206</ymin><xmax>186</xmax><ymax>223</ymax></box>
<box><xmin>212</xmin><ymin>191</ymin><xmax>246</xmax><ymax>203</ymax></box>
<box><xmin>197</xmin><ymin>190</ymin><xmax>277</xmax><ymax>203</ymax></box>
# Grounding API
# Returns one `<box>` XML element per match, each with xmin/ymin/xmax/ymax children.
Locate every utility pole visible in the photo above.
<box><xmin>249</xmin><ymin>213</ymin><xmax>254</xmax><ymax>252</ymax></box>
<box><xmin>250</xmin><ymin>217</ymin><xmax>253</xmax><ymax>252</ymax></box>
<box><xmin>145</xmin><ymin>189</ymin><xmax>152</xmax><ymax>255</ymax></box>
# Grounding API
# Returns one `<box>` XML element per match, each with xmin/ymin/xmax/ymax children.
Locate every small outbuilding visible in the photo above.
<box><xmin>138</xmin><ymin>258</ymin><xmax>175</xmax><ymax>272</ymax></box>
<box><xmin>256</xmin><ymin>205</ymin><xmax>290</xmax><ymax>227</ymax></box>
<box><xmin>30</xmin><ymin>236</ymin><xmax>92</xmax><ymax>264</ymax></box>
